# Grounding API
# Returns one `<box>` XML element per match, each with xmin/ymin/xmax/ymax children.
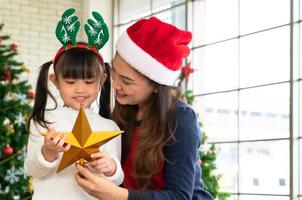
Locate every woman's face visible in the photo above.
<box><xmin>111</xmin><ymin>54</ymin><xmax>156</xmax><ymax>108</ymax></box>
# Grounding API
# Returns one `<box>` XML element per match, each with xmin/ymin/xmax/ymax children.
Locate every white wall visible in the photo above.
<box><xmin>0</xmin><ymin>0</ymin><xmax>85</xmax><ymax>88</ymax></box>
<box><xmin>0</xmin><ymin>0</ymin><xmax>113</xmax><ymax>89</ymax></box>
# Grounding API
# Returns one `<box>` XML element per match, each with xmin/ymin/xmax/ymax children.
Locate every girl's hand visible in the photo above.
<box><xmin>42</xmin><ymin>128</ymin><xmax>71</xmax><ymax>162</ymax></box>
<box><xmin>75</xmin><ymin>164</ymin><xmax>128</xmax><ymax>200</ymax></box>
<box><xmin>87</xmin><ymin>151</ymin><xmax>116</xmax><ymax>176</ymax></box>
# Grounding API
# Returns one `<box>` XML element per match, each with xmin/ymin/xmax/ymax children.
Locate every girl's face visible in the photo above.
<box><xmin>111</xmin><ymin>54</ymin><xmax>156</xmax><ymax>109</ymax></box>
<box><xmin>50</xmin><ymin>74</ymin><xmax>102</xmax><ymax>110</ymax></box>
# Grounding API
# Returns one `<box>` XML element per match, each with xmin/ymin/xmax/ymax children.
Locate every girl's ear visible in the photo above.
<box><xmin>49</xmin><ymin>74</ymin><xmax>59</xmax><ymax>88</ymax></box>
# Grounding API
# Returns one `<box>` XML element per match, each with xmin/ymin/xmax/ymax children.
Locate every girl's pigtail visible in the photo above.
<box><xmin>28</xmin><ymin>61</ymin><xmax>57</xmax><ymax>130</ymax></box>
<box><xmin>99</xmin><ymin>62</ymin><xmax>111</xmax><ymax>119</ymax></box>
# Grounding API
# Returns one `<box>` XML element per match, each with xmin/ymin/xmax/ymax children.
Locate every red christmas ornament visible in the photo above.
<box><xmin>3</xmin><ymin>68</ymin><xmax>11</xmax><ymax>81</ymax></box>
<box><xmin>182</xmin><ymin>62</ymin><xmax>194</xmax><ymax>80</ymax></box>
<box><xmin>198</xmin><ymin>159</ymin><xmax>202</xmax><ymax>166</ymax></box>
<box><xmin>0</xmin><ymin>38</ymin><xmax>2</xmax><ymax>44</ymax></box>
<box><xmin>3</xmin><ymin>145</ymin><xmax>14</xmax><ymax>156</ymax></box>
<box><xmin>10</xmin><ymin>43</ymin><xmax>17</xmax><ymax>51</ymax></box>
<box><xmin>28</xmin><ymin>89</ymin><xmax>35</xmax><ymax>98</ymax></box>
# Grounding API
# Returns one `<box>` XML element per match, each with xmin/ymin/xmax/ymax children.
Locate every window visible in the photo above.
<box><xmin>113</xmin><ymin>0</ymin><xmax>300</xmax><ymax>199</ymax></box>
<box><xmin>252</xmin><ymin>178</ymin><xmax>259</xmax><ymax>186</ymax></box>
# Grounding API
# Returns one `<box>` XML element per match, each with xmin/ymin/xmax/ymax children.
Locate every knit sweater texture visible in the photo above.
<box><xmin>25</xmin><ymin>106</ymin><xmax>123</xmax><ymax>200</ymax></box>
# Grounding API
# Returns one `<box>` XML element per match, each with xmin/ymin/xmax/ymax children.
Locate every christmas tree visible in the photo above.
<box><xmin>180</xmin><ymin>63</ymin><xmax>230</xmax><ymax>200</ymax></box>
<box><xmin>0</xmin><ymin>23</ymin><xmax>33</xmax><ymax>199</ymax></box>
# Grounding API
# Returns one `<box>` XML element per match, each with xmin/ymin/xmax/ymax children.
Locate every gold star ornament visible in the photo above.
<box><xmin>43</xmin><ymin>107</ymin><xmax>123</xmax><ymax>173</ymax></box>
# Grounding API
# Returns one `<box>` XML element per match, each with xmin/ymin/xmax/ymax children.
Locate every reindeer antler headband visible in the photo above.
<box><xmin>52</xmin><ymin>8</ymin><xmax>109</xmax><ymax>65</ymax></box>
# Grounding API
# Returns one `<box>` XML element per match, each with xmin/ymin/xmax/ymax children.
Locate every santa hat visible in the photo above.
<box><xmin>116</xmin><ymin>17</ymin><xmax>192</xmax><ymax>86</ymax></box>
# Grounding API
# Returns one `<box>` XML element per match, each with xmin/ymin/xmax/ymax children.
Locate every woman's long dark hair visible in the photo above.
<box><xmin>28</xmin><ymin>44</ymin><xmax>111</xmax><ymax>130</ymax></box>
<box><xmin>112</xmin><ymin>83</ymin><xmax>178</xmax><ymax>190</ymax></box>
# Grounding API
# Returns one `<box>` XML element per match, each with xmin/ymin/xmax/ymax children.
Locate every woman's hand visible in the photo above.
<box><xmin>74</xmin><ymin>164</ymin><xmax>128</xmax><ymax>200</ymax></box>
<box><xmin>42</xmin><ymin>128</ymin><xmax>71</xmax><ymax>162</ymax></box>
<box><xmin>86</xmin><ymin>151</ymin><xmax>116</xmax><ymax>176</ymax></box>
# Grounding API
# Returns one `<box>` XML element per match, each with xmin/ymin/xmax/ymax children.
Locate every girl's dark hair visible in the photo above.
<box><xmin>28</xmin><ymin>43</ymin><xmax>111</xmax><ymax>130</ymax></box>
<box><xmin>98</xmin><ymin>62</ymin><xmax>111</xmax><ymax>119</ymax></box>
<box><xmin>112</xmin><ymin>83</ymin><xmax>178</xmax><ymax>190</ymax></box>
<box><xmin>27</xmin><ymin>60</ymin><xmax>54</xmax><ymax>129</ymax></box>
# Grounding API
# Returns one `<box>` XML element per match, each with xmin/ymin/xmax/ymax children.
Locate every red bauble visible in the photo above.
<box><xmin>3</xmin><ymin>68</ymin><xmax>11</xmax><ymax>81</ymax></box>
<box><xmin>28</xmin><ymin>89</ymin><xmax>35</xmax><ymax>98</ymax></box>
<box><xmin>198</xmin><ymin>159</ymin><xmax>202</xmax><ymax>166</ymax></box>
<box><xmin>182</xmin><ymin>62</ymin><xmax>194</xmax><ymax>80</ymax></box>
<box><xmin>10</xmin><ymin>43</ymin><xmax>17</xmax><ymax>51</ymax></box>
<box><xmin>0</xmin><ymin>38</ymin><xmax>2</xmax><ymax>44</ymax></box>
<box><xmin>3</xmin><ymin>145</ymin><xmax>14</xmax><ymax>156</ymax></box>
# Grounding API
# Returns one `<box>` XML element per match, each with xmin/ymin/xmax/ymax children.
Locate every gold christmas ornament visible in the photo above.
<box><xmin>6</xmin><ymin>124</ymin><xmax>14</xmax><ymax>135</ymax></box>
<box><xmin>28</xmin><ymin>177</ymin><xmax>33</xmax><ymax>193</ymax></box>
<box><xmin>21</xmin><ymin>64</ymin><xmax>30</xmax><ymax>72</ymax></box>
<box><xmin>43</xmin><ymin>106</ymin><xmax>123</xmax><ymax>173</ymax></box>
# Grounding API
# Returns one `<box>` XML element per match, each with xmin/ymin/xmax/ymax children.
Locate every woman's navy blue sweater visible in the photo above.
<box><xmin>128</xmin><ymin>100</ymin><xmax>214</xmax><ymax>200</ymax></box>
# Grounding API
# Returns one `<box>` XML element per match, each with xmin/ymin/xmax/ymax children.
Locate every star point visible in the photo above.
<box><xmin>42</xmin><ymin>106</ymin><xmax>123</xmax><ymax>173</ymax></box>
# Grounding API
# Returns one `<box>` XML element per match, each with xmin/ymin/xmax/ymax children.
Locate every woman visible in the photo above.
<box><xmin>75</xmin><ymin>16</ymin><xmax>214</xmax><ymax>200</ymax></box>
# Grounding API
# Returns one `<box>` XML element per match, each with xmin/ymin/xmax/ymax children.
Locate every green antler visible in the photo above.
<box><xmin>55</xmin><ymin>8</ymin><xmax>80</xmax><ymax>46</ymax></box>
<box><xmin>84</xmin><ymin>11</ymin><xmax>109</xmax><ymax>50</ymax></box>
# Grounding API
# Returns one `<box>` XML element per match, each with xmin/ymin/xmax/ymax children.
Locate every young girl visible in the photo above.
<box><xmin>75</xmin><ymin>17</ymin><xmax>214</xmax><ymax>200</ymax></box>
<box><xmin>25</xmin><ymin>9</ymin><xmax>123</xmax><ymax>200</ymax></box>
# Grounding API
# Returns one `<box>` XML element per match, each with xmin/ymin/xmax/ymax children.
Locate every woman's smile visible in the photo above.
<box><xmin>116</xmin><ymin>92</ymin><xmax>127</xmax><ymax>99</ymax></box>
